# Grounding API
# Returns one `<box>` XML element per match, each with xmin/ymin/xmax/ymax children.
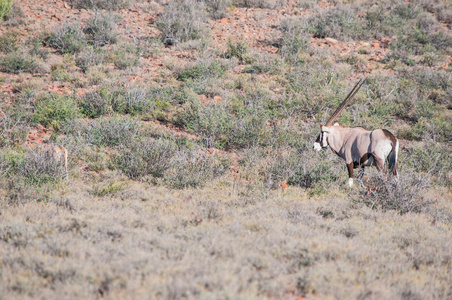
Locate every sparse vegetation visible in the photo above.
<box><xmin>67</xmin><ymin>0</ymin><xmax>132</xmax><ymax>10</ymax></box>
<box><xmin>0</xmin><ymin>0</ymin><xmax>451</xmax><ymax>299</ymax></box>
<box><xmin>156</xmin><ymin>0</ymin><xmax>209</xmax><ymax>42</ymax></box>
<box><xmin>46</xmin><ymin>22</ymin><xmax>87</xmax><ymax>54</ymax></box>
<box><xmin>0</xmin><ymin>49</ymin><xmax>38</xmax><ymax>74</ymax></box>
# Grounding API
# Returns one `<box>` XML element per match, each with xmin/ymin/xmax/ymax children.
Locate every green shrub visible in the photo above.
<box><xmin>402</xmin><ymin>143</ymin><xmax>452</xmax><ymax>186</ymax></box>
<box><xmin>243</xmin><ymin>52</ymin><xmax>284</xmax><ymax>75</ymax></box>
<box><xmin>33</xmin><ymin>94</ymin><xmax>80</xmax><ymax>129</ymax></box>
<box><xmin>205</xmin><ymin>0</ymin><xmax>231</xmax><ymax>19</ymax></box>
<box><xmin>1</xmin><ymin>147</ymin><xmax>67</xmax><ymax>185</ymax></box>
<box><xmin>164</xmin><ymin>147</ymin><xmax>226</xmax><ymax>189</ymax></box>
<box><xmin>78</xmin><ymin>89</ymin><xmax>113</xmax><ymax>118</ymax></box>
<box><xmin>74</xmin><ymin>47</ymin><xmax>107</xmax><ymax>72</ymax></box>
<box><xmin>288</xmin><ymin>149</ymin><xmax>341</xmax><ymax>193</ymax></box>
<box><xmin>50</xmin><ymin>65</ymin><xmax>77</xmax><ymax>82</ymax></box>
<box><xmin>111</xmin><ymin>85</ymin><xmax>153</xmax><ymax>116</ymax></box>
<box><xmin>2</xmin><ymin>3</ymin><xmax>24</xmax><ymax>26</ymax></box>
<box><xmin>156</xmin><ymin>0</ymin><xmax>208</xmax><ymax>43</ymax></box>
<box><xmin>0</xmin><ymin>30</ymin><xmax>20</xmax><ymax>53</ymax></box>
<box><xmin>114</xmin><ymin>138</ymin><xmax>177</xmax><ymax>179</ymax></box>
<box><xmin>18</xmin><ymin>147</ymin><xmax>68</xmax><ymax>184</ymax></box>
<box><xmin>0</xmin><ymin>150</ymin><xmax>22</xmax><ymax>176</ymax></box>
<box><xmin>78</xmin><ymin>84</ymin><xmax>154</xmax><ymax>117</ymax></box>
<box><xmin>62</xmin><ymin>116</ymin><xmax>140</xmax><ymax>147</ymax></box>
<box><xmin>46</xmin><ymin>23</ymin><xmax>87</xmax><ymax>54</ymax></box>
<box><xmin>0</xmin><ymin>49</ymin><xmax>37</xmax><ymax>74</ymax></box>
<box><xmin>84</xmin><ymin>12</ymin><xmax>120</xmax><ymax>48</ymax></box>
<box><xmin>239</xmin><ymin>146</ymin><xmax>304</xmax><ymax>190</ymax></box>
<box><xmin>68</xmin><ymin>0</ymin><xmax>131</xmax><ymax>10</ymax></box>
<box><xmin>0</xmin><ymin>111</ymin><xmax>30</xmax><ymax>147</ymax></box>
<box><xmin>277</xmin><ymin>16</ymin><xmax>310</xmax><ymax>65</ymax></box>
<box><xmin>233</xmin><ymin>0</ymin><xmax>287</xmax><ymax>9</ymax></box>
<box><xmin>225</xmin><ymin>38</ymin><xmax>248</xmax><ymax>63</ymax></box>
<box><xmin>353</xmin><ymin>170</ymin><xmax>432</xmax><ymax>214</ymax></box>
<box><xmin>112</xmin><ymin>43</ymin><xmax>140</xmax><ymax>70</ymax></box>
<box><xmin>90</xmin><ymin>181</ymin><xmax>125</xmax><ymax>197</ymax></box>
<box><xmin>308</xmin><ymin>6</ymin><xmax>365</xmax><ymax>41</ymax></box>
<box><xmin>0</xmin><ymin>0</ymin><xmax>13</xmax><ymax>19</ymax></box>
<box><xmin>177</xmin><ymin>60</ymin><xmax>227</xmax><ymax>81</ymax></box>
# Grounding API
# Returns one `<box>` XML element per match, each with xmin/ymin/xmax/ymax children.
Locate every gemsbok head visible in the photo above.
<box><xmin>313</xmin><ymin>78</ymin><xmax>399</xmax><ymax>187</ymax></box>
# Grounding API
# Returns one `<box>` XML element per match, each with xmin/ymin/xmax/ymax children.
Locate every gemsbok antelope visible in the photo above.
<box><xmin>313</xmin><ymin>78</ymin><xmax>399</xmax><ymax>187</ymax></box>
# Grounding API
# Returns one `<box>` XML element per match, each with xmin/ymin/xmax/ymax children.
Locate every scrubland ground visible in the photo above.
<box><xmin>0</xmin><ymin>0</ymin><xmax>451</xmax><ymax>299</ymax></box>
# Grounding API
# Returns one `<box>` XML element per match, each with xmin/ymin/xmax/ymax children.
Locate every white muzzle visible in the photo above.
<box><xmin>313</xmin><ymin>142</ymin><xmax>322</xmax><ymax>151</ymax></box>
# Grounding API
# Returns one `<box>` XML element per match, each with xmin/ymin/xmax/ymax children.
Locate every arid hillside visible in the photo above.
<box><xmin>0</xmin><ymin>0</ymin><xmax>451</xmax><ymax>299</ymax></box>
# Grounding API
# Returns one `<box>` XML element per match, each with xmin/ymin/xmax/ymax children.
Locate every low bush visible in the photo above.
<box><xmin>74</xmin><ymin>47</ymin><xmax>108</xmax><ymax>72</ymax></box>
<box><xmin>402</xmin><ymin>143</ymin><xmax>451</xmax><ymax>186</ymax></box>
<box><xmin>239</xmin><ymin>146</ymin><xmax>303</xmax><ymax>190</ymax></box>
<box><xmin>32</xmin><ymin>94</ymin><xmax>80</xmax><ymax>130</ymax></box>
<box><xmin>233</xmin><ymin>0</ymin><xmax>287</xmax><ymax>9</ymax></box>
<box><xmin>2</xmin><ymin>3</ymin><xmax>24</xmax><ymax>26</ymax></box>
<box><xmin>45</xmin><ymin>22</ymin><xmax>87</xmax><ymax>54</ymax></box>
<box><xmin>352</xmin><ymin>170</ymin><xmax>432</xmax><ymax>214</ymax></box>
<box><xmin>18</xmin><ymin>147</ymin><xmax>68</xmax><ymax>184</ymax></box>
<box><xmin>0</xmin><ymin>147</ymin><xmax>67</xmax><ymax>185</ymax></box>
<box><xmin>0</xmin><ymin>49</ymin><xmax>37</xmax><ymax>74</ymax></box>
<box><xmin>62</xmin><ymin>116</ymin><xmax>140</xmax><ymax>147</ymax></box>
<box><xmin>288</xmin><ymin>149</ymin><xmax>343</xmax><ymax>195</ymax></box>
<box><xmin>67</xmin><ymin>0</ymin><xmax>131</xmax><ymax>10</ymax></box>
<box><xmin>46</xmin><ymin>13</ymin><xmax>120</xmax><ymax>54</ymax></box>
<box><xmin>78</xmin><ymin>84</ymin><xmax>154</xmax><ymax>118</ymax></box>
<box><xmin>114</xmin><ymin>138</ymin><xmax>177</xmax><ymax>179</ymax></box>
<box><xmin>78</xmin><ymin>88</ymin><xmax>113</xmax><ymax>118</ymax></box>
<box><xmin>177</xmin><ymin>59</ymin><xmax>228</xmax><ymax>81</ymax></box>
<box><xmin>164</xmin><ymin>147</ymin><xmax>226</xmax><ymax>189</ymax></box>
<box><xmin>0</xmin><ymin>111</ymin><xmax>30</xmax><ymax>147</ymax></box>
<box><xmin>0</xmin><ymin>30</ymin><xmax>20</xmax><ymax>53</ymax></box>
<box><xmin>112</xmin><ymin>85</ymin><xmax>153</xmax><ymax>116</ymax></box>
<box><xmin>84</xmin><ymin>12</ymin><xmax>120</xmax><ymax>48</ymax></box>
<box><xmin>0</xmin><ymin>0</ymin><xmax>12</xmax><ymax>19</ymax></box>
<box><xmin>225</xmin><ymin>38</ymin><xmax>248</xmax><ymax>63</ymax></box>
<box><xmin>308</xmin><ymin>6</ymin><xmax>365</xmax><ymax>41</ymax></box>
<box><xmin>156</xmin><ymin>0</ymin><xmax>209</xmax><ymax>43</ymax></box>
<box><xmin>205</xmin><ymin>0</ymin><xmax>231</xmax><ymax>19</ymax></box>
<box><xmin>243</xmin><ymin>53</ymin><xmax>284</xmax><ymax>75</ymax></box>
<box><xmin>277</xmin><ymin>16</ymin><xmax>310</xmax><ymax>65</ymax></box>
<box><xmin>112</xmin><ymin>43</ymin><xmax>140</xmax><ymax>70</ymax></box>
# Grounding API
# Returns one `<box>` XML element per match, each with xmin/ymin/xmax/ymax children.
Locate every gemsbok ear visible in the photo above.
<box><xmin>333</xmin><ymin>122</ymin><xmax>340</xmax><ymax>126</ymax></box>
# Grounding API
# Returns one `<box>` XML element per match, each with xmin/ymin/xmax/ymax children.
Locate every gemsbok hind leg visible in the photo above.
<box><xmin>373</xmin><ymin>156</ymin><xmax>385</xmax><ymax>173</ymax></box>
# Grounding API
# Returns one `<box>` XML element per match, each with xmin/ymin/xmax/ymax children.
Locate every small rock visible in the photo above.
<box><xmin>220</xmin><ymin>18</ymin><xmax>228</xmax><ymax>24</ymax></box>
<box><xmin>372</xmin><ymin>43</ymin><xmax>380</xmax><ymax>48</ymax></box>
<box><xmin>198</xmin><ymin>94</ymin><xmax>207</xmax><ymax>100</ymax></box>
<box><xmin>213</xmin><ymin>96</ymin><xmax>223</xmax><ymax>101</ymax></box>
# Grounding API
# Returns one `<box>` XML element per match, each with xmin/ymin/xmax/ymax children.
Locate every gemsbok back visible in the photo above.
<box><xmin>313</xmin><ymin>78</ymin><xmax>399</xmax><ymax>187</ymax></box>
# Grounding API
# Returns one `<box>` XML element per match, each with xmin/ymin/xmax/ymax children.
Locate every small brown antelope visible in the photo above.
<box><xmin>313</xmin><ymin>78</ymin><xmax>399</xmax><ymax>187</ymax></box>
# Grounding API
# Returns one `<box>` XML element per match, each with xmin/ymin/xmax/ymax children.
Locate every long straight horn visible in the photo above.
<box><xmin>325</xmin><ymin>77</ymin><xmax>367</xmax><ymax>126</ymax></box>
